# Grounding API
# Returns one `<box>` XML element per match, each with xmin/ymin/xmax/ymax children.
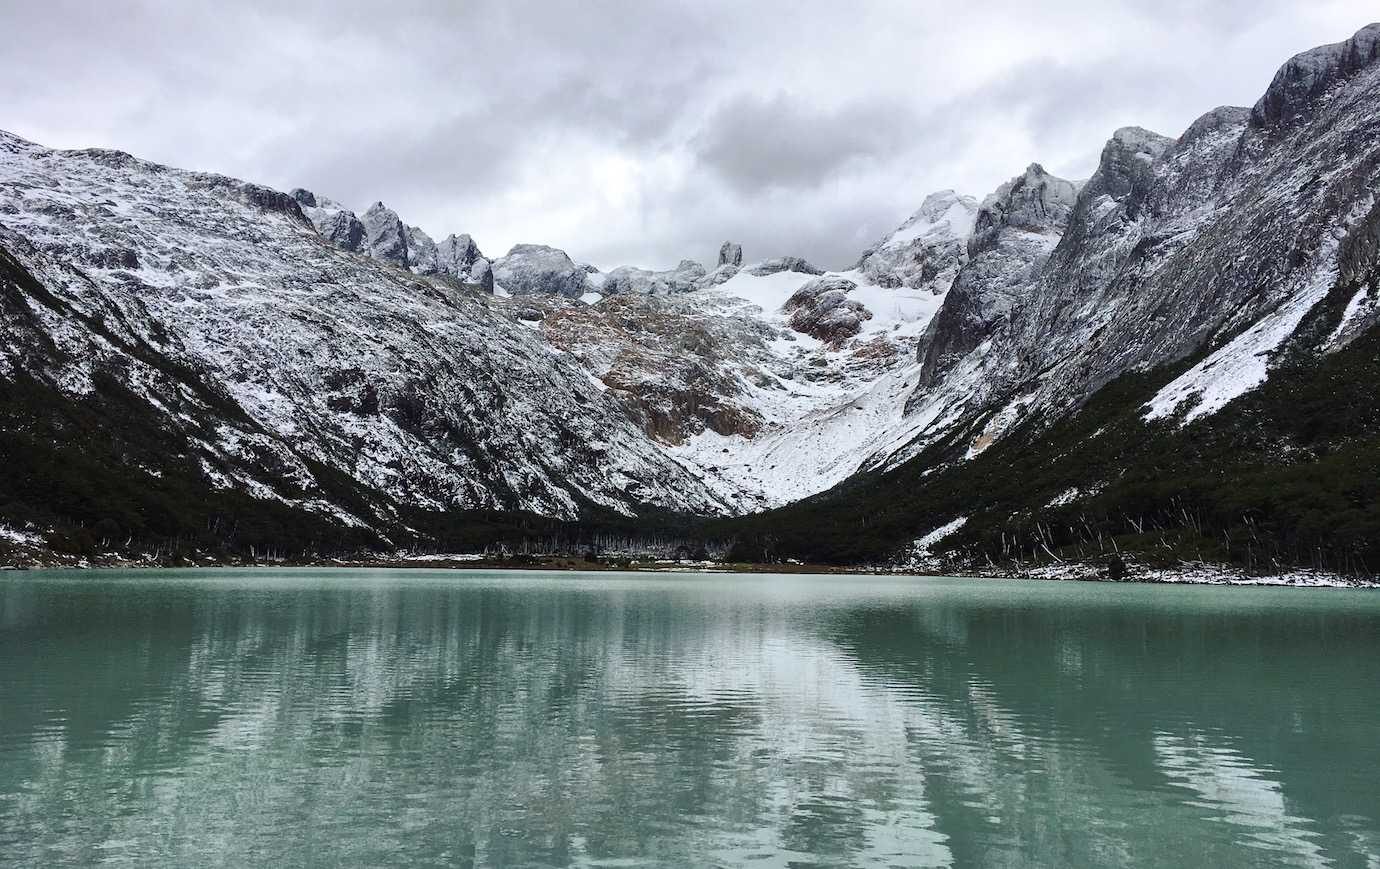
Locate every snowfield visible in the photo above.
<box><xmin>658</xmin><ymin>260</ymin><xmax>958</xmax><ymax>504</ymax></box>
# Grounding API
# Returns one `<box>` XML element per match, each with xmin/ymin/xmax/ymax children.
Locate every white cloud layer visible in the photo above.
<box><xmin>2</xmin><ymin>0</ymin><xmax>1374</xmax><ymax>269</ymax></box>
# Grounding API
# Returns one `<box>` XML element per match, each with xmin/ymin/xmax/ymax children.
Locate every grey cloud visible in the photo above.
<box><xmin>691</xmin><ymin>92</ymin><xmax>923</xmax><ymax>194</ymax></box>
<box><xmin>1</xmin><ymin>0</ymin><xmax>1375</xmax><ymax>271</ymax></box>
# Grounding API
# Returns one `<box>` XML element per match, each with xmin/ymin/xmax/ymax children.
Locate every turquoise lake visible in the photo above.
<box><xmin>1</xmin><ymin>569</ymin><xmax>1377</xmax><ymax>867</ymax></box>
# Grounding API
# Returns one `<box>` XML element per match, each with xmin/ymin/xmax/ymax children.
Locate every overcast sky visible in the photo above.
<box><xmin>3</xmin><ymin>1</ymin><xmax>1375</xmax><ymax>270</ymax></box>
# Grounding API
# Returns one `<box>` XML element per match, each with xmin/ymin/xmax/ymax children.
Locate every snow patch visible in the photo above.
<box><xmin>397</xmin><ymin>552</ymin><xmax>487</xmax><ymax>562</ymax></box>
<box><xmin>0</xmin><ymin>523</ymin><xmax>43</xmax><ymax>546</ymax></box>
<box><xmin>884</xmin><ymin>195</ymin><xmax>977</xmax><ymax>248</ymax></box>
<box><xmin>900</xmin><ymin>516</ymin><xmax>967</xmax><ymax>569</ymax></box>
<box><xmin>1325</xmin><ymin>284</ymin><xmax>1377</xmax><ymax>347</ymax></box>
<box><xmin>1047</xmin><ymin>487</ymin><xmax>1083</xmax><ymax>507</ymax></box>
<box><xmin>915</xmin><ymin>516</ymin><xmax>967</xmax><ymax>551</ymax></box>
<box><xmin>1146</xmin><ymin>255</ymin><xmax>1338</xmax><ymax>423</ymax></box>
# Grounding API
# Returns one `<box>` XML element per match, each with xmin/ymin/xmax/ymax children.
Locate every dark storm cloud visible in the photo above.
<box><xmin>1</xmin><ymin>0</ymin><xmax>1374</xmax><ymax>269</ymax></box>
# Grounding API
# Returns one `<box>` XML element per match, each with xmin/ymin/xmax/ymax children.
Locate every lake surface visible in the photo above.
<box><xmin>1</xmin><ymin>570</ymin><xmax>1378</xmax><ymax>867</ymax></box>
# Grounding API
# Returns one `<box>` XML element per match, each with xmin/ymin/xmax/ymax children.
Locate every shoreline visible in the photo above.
<box><xmin>3</xmin><ymin>550</ymin><xmax>1376</xmax><ymax>588</ymax></box>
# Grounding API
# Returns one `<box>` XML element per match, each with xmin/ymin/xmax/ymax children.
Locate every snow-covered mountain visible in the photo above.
<box><xmin>856</xmin><ymin>190</ymin><xmax>978</xmax><ymax>293</ymax></box>
<box><xmin>1</xmin><ymin>23</ymin><xmax>1378</xmax><ymax>569</ymax></box>
<box><xmin>888</xmin><ymin>23</ymin><xmax>1380</xmax><ymax>469</ymax></box>
<box><xmin>0</xmin><ymin>133</ymin><xmax>747</xmax><ymax>529</ymax></box>
<box><xmin>735</xmin><ymin>22</ymin><xmax>1380</xmax><ymax>573</ymax></box>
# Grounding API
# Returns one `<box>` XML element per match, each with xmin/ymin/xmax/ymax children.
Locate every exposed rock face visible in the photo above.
<box><xmin>491</xmin><ymin>244</ymin><xmax>592</xmax><ymax>298</ymax></box>
<box><xmin>1179</xmin><ymin>105</ymin><xmax>1251</xmax><ymax>145</ymax></box>
<box><xmin>693</xmin><ymin>263</ymin><xmax>739</xmax><ymax>288</ymax></box>
<box><xmin>538</xmin><ymin>293</ymin><xmax>771</xmax><ymax>452</ymax></box>
<box><xmin>1339</xmin><ymin>197</ymin><xmax>1380</xmax><ymax>289</ymax></box>
<box><xmin>857</xmin><ymin>190</ymin><xmax>978</xmax><ymax>291</ymax></box>
<box><xmin>1151</xmin><ymin>106</ymin><xmax>1250</xmax><ymax>214</ymax></box>
<box><xmin>438</xmin><ymin>233</ymin><xmax>482</xmax><ymax>274</ymax></box>
<box><xmin>435</xmin><ymin>233</ymin><xmax>493</xmax><ymax>290</ymax></box>
<box><xmin>405</xmin><ymin>225</ymin><xmax>439</xmax><ymax>274</ymax></box>
<box><xmin>747</xmin><ymin>256</ymin><xmax>823</xmax><ymax>277</ymax></box>
<box><xmin>362</xmin><ymin>202</ymin><xmax>409</xmax><ymax>265</ymax></box>
<box><xmin>1251</xmin><ymin>23</ymin><xmax>1380</xmax><ymax>130</ymax></box>
<box><xmin>783</xmin><ymin>276</ymin><xmax>871</xmax><ymax>345</ymax></box>
<box><xmin>1076</xmin><ymin>127</ymin><xmax>1172</xmax><ymax>221</ymax></box>
<box><xmin>675</xmin><ymin>259</ymin><xmax>707</xmax><ymax>281</ymax></box>
<box><xmin>602</xmin><ymin>259</ymin><xmax>707</xmax><ymax>295</ymax></box>
<box><xmin>284</xmin><ymin>190</ymin><xmax>494</xmax><ymax>287</ymax></box>
<box><xmin>468</xmin><ymin>257</ymin><xmax>494</xmax><ymax>294</ymax></box>
<box><xmin>718</xmin><ymin>241</ymin><xmax>743</xmax><ymax>267</ymax></box>
<box><xmin>915</xmin><ymin>164</ymin><xmax>1080</xmax><ymax>387</ymax></box>
<box><xmin>199</xmin><ymin>180</ymin><xmax>309</xmax><ymax>221</ymax></box>
<box><xmin>971</xmin><ymin>163</ymin><xmax>1082</xmax><ymax>246</ymax></box>
<box><xmin>294</xmin><ymin>191</ymin><xmax>368</xmax><ymax>253</ymax></box>
<box><xmin>321</xmin><ymin>209</ymin><xmax>367</xmax><ymax>252</ymax></box>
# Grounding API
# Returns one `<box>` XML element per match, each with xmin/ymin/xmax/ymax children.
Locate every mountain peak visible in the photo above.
<box><xmin>1179</xmin><ymin>106</ymin><xmax>1251</xmax><ymax>145</ymax></box>
<box><xmin>912</xmin><ymin>189</ymin><xmax>978</xmax><ymax>221</ymax></box>
<box><xmin>974</xmin><ymin>164</ymin><xmax>1079</xmax><ymax>243</ymax></box>
<box><xmin>362</xmin><ymin>202</ymin><xmax>408</xmax><ymax>264</ymax></box>
<box><xmin>718</xmin><ymin>241</ymin><xmax>743</xmax><ymax>267</ymax></box>
<box><xmin>1074</xmin><ymin>127</ymin><xmax>1172</xmax><ymax>214</ymax></box>
<box><xmin>492</xmin><ymin>244</ymin><xmax>591</xmax><ymax>297</ymax></box>
<box><xmin>1251</xmin><ymin>22</ymin><xmax>1380</xmax><ymax>129</ymax></box>
<box><xmin>1111</xmin><ymin>126</ymin><xmax>1171</xmax><ymax>153</ymax></box>
<box><xmin>855</xmin><ymin>189</ymin><xmax>977</xmax><ymax>291</ymax></box>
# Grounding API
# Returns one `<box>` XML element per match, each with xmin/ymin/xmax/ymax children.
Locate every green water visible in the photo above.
<box><xmin>0</xmin><ymin>570</ymin><xmax>1377</xmax><ymax>867</ymax></box>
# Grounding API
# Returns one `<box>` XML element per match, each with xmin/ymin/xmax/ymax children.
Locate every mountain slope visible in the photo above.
<box><xmin>721</xmin><ymin>23</ymin><xmax>1380</xmax><ymax>573</ymax></box>
<box><xmin>0</xmin><ymin>132</ymin><xmax>741</xmax><ymax>538</ymax></box>
<box><xmin>533</xmin><ymin>225</ymin><xmax>970</xmax><ymax>507</ymax></box>
<box><xmin>909</xmin><ymin>24</ymin><xmax>1380</xmax><ymax>443</ymax></box>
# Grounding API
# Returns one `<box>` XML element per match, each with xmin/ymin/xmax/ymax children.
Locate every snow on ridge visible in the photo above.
<box><xmin>884</xmin><ymin>191</ymin><xmax>979</xmax><ymax>248</ymax></box>
<box><xmin>708</xmin><ymin>266</ymin><xmax>949</xmax><ymax>340</ymax></box>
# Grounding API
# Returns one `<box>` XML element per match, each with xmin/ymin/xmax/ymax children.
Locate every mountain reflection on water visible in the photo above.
<box><xmin>1</xmin><ymin>570</ymin><xmax>1377</xmax><ymax>867</ymax></box>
